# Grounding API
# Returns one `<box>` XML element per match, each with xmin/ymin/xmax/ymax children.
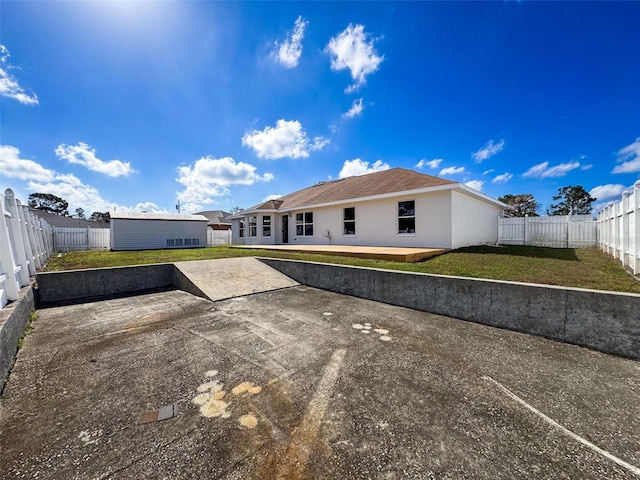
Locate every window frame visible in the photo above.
<box><xmin>295</xmin><ymin>211</ymin><xmax>314</xmax><ymax>236</ymax></box>
<box><xmin>248</xmin><ymin>215</ymin><xmax>257</xmax><ymax>237</ymax></box>
<box><xmin>343</xmin><ymin>207</ymin><xmax>356</xmax><ymax>235</ymax></box>
<box><xmin>262</xmin><ymin>215</ymin><xmax>272</xmax><ymax>237</ymax></box>
<box><xmin>397</xmin><ymin>200</ymin><xmax>416</xmax><ymax>234</ymax></box>
<box><xmin>239</xmin><ymin>219</ymin><xmax>245</xmax><ymax>238</ymax></box>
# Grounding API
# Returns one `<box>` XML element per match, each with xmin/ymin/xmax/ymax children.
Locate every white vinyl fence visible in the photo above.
<box><xmin>207</xmin><ymin>229</ymin><xmax>232</xmax><ymax>246</ymax></box>
<box><xmin>53</xmin><ymin>228</ymin><xmax>110</xmax><ymax>252</ymax></box>
<box><xmin>597</xmin><ymin>181</ymin><xmax>640</xmax><ymax>275</ymax></box>
<box><xmin>498</xmin><ymin>215</ymin><xmax>597</xmax><ymax>248</ymax></box>
<box><xmin>0</xmin><ymin>189</ymin><xmax>54</xmax><ymax>309</ymax></box>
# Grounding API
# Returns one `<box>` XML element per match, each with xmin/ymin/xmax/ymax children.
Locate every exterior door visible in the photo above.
<box><xmin>282</xmin><ymin>215</ymin><xmax>289</xmax><ymax>243</ymax></box>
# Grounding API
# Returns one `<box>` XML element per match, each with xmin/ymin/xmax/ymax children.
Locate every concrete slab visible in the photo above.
<box><xmin>174</xmin><ymin>257</ymin><xmax>299</xmax><ymax>301</ymax></box>
<box><xmin>231</xmin><ymin>244</ymin><xmax>448</xmax><ymax>262</ymax></box>
<box><xmin>1</xmin><ymin>287</ymin><xmax>639</xmax><ymax>479</ymax></box>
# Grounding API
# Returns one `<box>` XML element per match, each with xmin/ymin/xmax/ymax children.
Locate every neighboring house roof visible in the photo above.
<box><xmin>194</xmin><ymin>210</ymin><xmax>232</xmax><ymax>226</ymax></box>
<box><xmin>29</xmin><ymin>208</ymin><xmax>110</xmax><ymax>228</ymax></box>
<box><xmin>109</xmin><ymin>211</ymin><xmax>208</xmax><ymax>222</ymax></box>
<box><xmin>232</xmin><ymin>167</ymin><xmax>504</xmax><ymax>216</ymax></box>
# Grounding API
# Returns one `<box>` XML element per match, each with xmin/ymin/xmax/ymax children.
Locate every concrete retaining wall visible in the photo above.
<box><xmin>0</xmin><ymin>284</ymin><xmax>35</xmax><ymax>393</ymax></box>
<box><xmin>259</xmin><ymin>258</ymin><xmax>640</xmax><ymax>359</ymax></box>
<box><xmin>36</xmin><ymin>264</ymin><xmax>175</xmax><ymax>306</ymax></box>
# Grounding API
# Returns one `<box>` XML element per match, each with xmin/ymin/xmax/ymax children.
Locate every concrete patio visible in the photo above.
<box><xmin>1</xmin><ymin>259</ymin><xmax>639</xmax><ymax>479</ymax></box>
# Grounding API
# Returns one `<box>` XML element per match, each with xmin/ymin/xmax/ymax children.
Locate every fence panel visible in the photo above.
<box><xmin>53</xmin><ymin>227</ymin><xmax>110</xmax><ymax>252</ymax></box>
<box><xmin>207</xmin><ymin>229</ymin><xmax>232</xmax><ymax>246</ymax></box>
<box><xmin>598</xmin><ymin>181</ymin><xmax>640</xmax><ymax>275</ymax></box>
<box><xmin>498</xmin><ymin>215</ymin><xmax>597</xmax><ymax>248</ymax></box>
<box><xmin>0</xmin><ymin>189</ymin><xmax>53</xmax><ymax>310</ymax></box>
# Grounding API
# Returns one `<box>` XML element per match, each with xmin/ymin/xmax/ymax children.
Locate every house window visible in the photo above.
<box><xmin>239</xmin><ymin>220</ymin><xmax>245</xmax><ymax>238</ymax></box>
<box><xmin>262</xmin><ymin>215</ymin><xmax>272</xmax><ymax>237</ymax></box>
<box><xmin>176</xmin><ymin>238</ymin><xmax>184</xmax><ymax>246</ymax></box>
<box><xmin>295</xmin><ymin>212</ymin><xmax>314</xmax><ymax>236</ymax></box>
<box><xmin>192</xmin><ymin>238</ymin><xmax>199</xmax><ymax>246</ymax></box>
<box><xmin>398</xmin><ymin>200</ymin><xmax>415</xmax><ymax>234</ymax></box>
<box><xmin>166</xmin><ymin>238</ymin><xmax>175</xmax><ymax>247</ymax></box>
<box><xmin>249</xmin><ymin>216</ymin><xmax>257</xmax><ymax>237</ymax></box>
<box><xmin>343</xmin><ymin>207</ymin><xmax>355</xmax><ymax>235</ymax></box>
<box><xmin>185</xmin><ymin>238</ymin><xmax>192</xmax><ymax>246</ymax></box>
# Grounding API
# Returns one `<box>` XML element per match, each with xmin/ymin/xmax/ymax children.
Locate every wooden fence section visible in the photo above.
<box><xmin>0</xmin><ymin>189</ymin><xmax>54</xmax><ymax>309</ymax></box>
<box><xmin>597</xmin><ymin>181</ymin><xmax>640</xmax><ymax>275</ymax></box>
<box><xmin>498</xmin><ymin>215</ymin><xmax>597</xmax><ymax>248</ymax></box>
<box><xmin>53</xmin><ymin>228</ymin><xmax>110</xmax><ymax>252</ymax></box>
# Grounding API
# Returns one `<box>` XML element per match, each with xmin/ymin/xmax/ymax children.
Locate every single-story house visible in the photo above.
<box><xmin>109</xmin><ymin>211</ymin><xmax>208</xmax><ymax>251</ymax></box>
<box><xmin>228</xmin><ymin>168</ymin><xmax>507</xmax><ymax>249</ymax></box>
<box><xmin>194</xmin><ymin>210</ymin><xmax>232</xmax><ymax>230</ymax></box>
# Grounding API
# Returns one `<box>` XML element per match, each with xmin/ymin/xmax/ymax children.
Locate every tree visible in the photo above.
<box><xmin>547</xmin><ymin>185</ymin><xmax>596</xmax><ymax>216</ymax></box>
<box><xmin>90</xmin><ymin>211</ymin><xmax>110</xmax><ymax>223</ymax></box>
<box><xmin>28</xmin><ymin>193</ymin><xmax>69</xmax><ymax>216</ymax></box>
<box><xmin>498</xmin><ymin>194</ymin><xmax>539</xmax><ymax>217</ymax></box>
<box><xmin>75</xmin><ymin>207</ymin><xmax>85</xmax><ymax>219</ymax></box>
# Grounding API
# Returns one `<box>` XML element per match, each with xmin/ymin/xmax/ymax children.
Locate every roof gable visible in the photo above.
<box><xmin>247</xmin><ymin>168</ymin><xmax>457</xmax><ymax>212</ymax></box>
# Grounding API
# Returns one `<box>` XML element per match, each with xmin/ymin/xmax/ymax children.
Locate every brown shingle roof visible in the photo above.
<box><xmin>248</xmin><ymin>168</ymin><xmax>457</xmax><ymax>211</ymax></box>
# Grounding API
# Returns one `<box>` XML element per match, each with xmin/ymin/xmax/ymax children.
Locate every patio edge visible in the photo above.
<box><xmin>259</xmin><ymin>257</ymin><xmax>640</xmax><ymax>360</ymax></box>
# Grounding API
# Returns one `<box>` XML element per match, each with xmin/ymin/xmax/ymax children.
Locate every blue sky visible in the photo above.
<box><xmin>1</xmin><ymin>1</ymin><xmax>639</xmax><ymax>216</ymax></box>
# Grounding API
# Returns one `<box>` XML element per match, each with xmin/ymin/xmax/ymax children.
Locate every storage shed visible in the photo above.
<box><xmin>109</xmin><ymin>211</ymin><xmax>208</xmax><ymax>251</ymax></box>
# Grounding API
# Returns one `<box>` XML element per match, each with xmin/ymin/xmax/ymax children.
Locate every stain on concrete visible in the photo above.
<box><xmin>231</xmin><ymin>381</ymin><xmax>262</xmax><ymax>396</ymax></box>
<box><xmin>239</xmin><ymin>413</ymin><xmax>258</xmax><ymax>429</ymax></box>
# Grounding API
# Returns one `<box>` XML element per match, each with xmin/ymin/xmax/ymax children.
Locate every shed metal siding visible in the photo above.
<box><xmin>111</xmin><ymin>219</ymin><xmax>207</xmax><ymax>251</ymax></box>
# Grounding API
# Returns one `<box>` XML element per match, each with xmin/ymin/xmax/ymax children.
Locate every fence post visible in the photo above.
<box><xmin>523</xmin><ymin>215</ymin><xmax>528</xmax><ymax>246</ymax></box>
<box><xmin>634</xmin><ymin>181</ymin><xmax>640</xmax><ymax>275</ymax></box>
<box><xmin>0</xmin><ymin>192</ymin><xmax>20</xmax><ymax>301</ymax></box>
<box><xmin>621</xmin><ymin>191</ymin><xmax>630</xmax><ymax>270</ymax></box>
<box><xmin>3</xmin><ymin>189</ymin><xmax>30</xmax><ymax>286</ymax></box>
<box><xmin>16</xmin><ymin>203</ymin><xmax>36</xmax><ymax>276</ymax></box>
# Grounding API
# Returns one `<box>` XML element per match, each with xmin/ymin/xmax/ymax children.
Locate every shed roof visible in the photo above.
<box><xmin>109</xmin><ymin>211</ymin><xmax>208</xmax><ymax>222</ymax></box>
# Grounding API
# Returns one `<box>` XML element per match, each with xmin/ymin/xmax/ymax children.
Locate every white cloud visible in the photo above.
<box><xmin>589</xmin><ymin>184</ymin><xmax>626</xmax><ymax>201</ymax></box>
<box><xmin>492</xmin><ymin>172</ymin><xmax>513</xmax><ymax>183</ymax></box>
<box><xmin>439</xmin><ymin>166</ymin><xmax>465</xmax><ymax>176</ymax></box>
<box><xmin>483</xmin><ymin>169</ymin><xmax>495</xmax><ymax>175</ymax></box>
<box><xmin>338</xmin><ymin>158</ymin><xmax>389</xmax><ymax>178</ymax></box>
<box><xmin>0</xmin><ymin>45</ymin><xmax>38</xmax><ymax>105</ymax></box>
<box><xmin>263</xmin><ymin>194</ymin><xmax>283</xmax><ymax>202</ymax></box>
<box><xmin>465</xmin><ymin>180</ymin><xmax>484</xmax><ymax>191</ymax></box>
<box><xmin>55</xmin><ymin>142</ymin><xmax>134</xmax><ymax>177</ymax></box>
<box><xmin>134</xmin><ymin>202</ymin><xmax>164</xmax><ymax>213</ymax></box>
<box><xmin>273</xmin><ymin>16</ymin><xmax>308</xmax><ymax>68</ymax></box>
<box><xmin>1</xmin><ymin>144</ymin><xmax>165</xmax><ymax>215</ymax></box>
<box><xmin>612</xmin><ymin>138</ymin><xmax>640</xmax><ymax>174</ymax></box>
<box><xmin>415</xmin><ymin>158</ymin><xmax>442</xmax><ymax>170</ymax></box>
<box><xmin>176</xmin><ymin>156</ymin><xmax>273</xmax><ymax>211</ymax></box>
<box><xmin>0</xmin><ymin>145</ymin><xmax>55</xmax><ymax>182</ymax></box>
<box><xmin>242</xmin><ymin>119</ymin><xmax>328</xmax><ymax>159</ymax></box>
<box><xmin>522</xmin><ymin>161</ymin><xmax>580</xmax><ymax>178</ymax></box>
<box><xmin>325</xmin><ymin>24</ymin><xmax>384</xmax><ymax>92</ymax></box>
<box><xmin>342</xmin><ymin>98</ymin><xmax>364</xmax><ymax>118</ymax></box>
<box><xmin>472</xmin><ymin>139</ymin><xmax>505</xmax><ymax>163</ymax></box>
<box><xmin>28</xmin><ymin>174</ymin><xmax>114</xmax><ymax>215</ymax></box>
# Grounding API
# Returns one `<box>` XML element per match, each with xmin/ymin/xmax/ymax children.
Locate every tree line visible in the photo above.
<box><xmin>498</xmin><ymin>185</ymin><xmax>596</xmax><ymax>217</ymax></box>
<box><xmin>27</xmin><ymin>193</ymin><xmax>110</xmax><ymax>223</ymax></box>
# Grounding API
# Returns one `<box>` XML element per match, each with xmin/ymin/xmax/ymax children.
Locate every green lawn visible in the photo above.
<box><xmin>43</xmin><ymin>245</ymin><xmax>640</xmax><ymax>294</ymax></box>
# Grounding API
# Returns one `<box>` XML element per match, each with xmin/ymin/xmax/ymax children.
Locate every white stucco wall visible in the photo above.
<box><xmin>284</xmin><ymin>191</ymin><xmax>453</xmax><ymax>248</ymax></box>
<box><xmin>110</xmin><ymin>219</ymin><xmax>207</xmax><ymax>251</ymax></box>
<box><xmin>450</xmin><ymin>190</ymin><xmax>502</xmax><ymax>248</ymax></box>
